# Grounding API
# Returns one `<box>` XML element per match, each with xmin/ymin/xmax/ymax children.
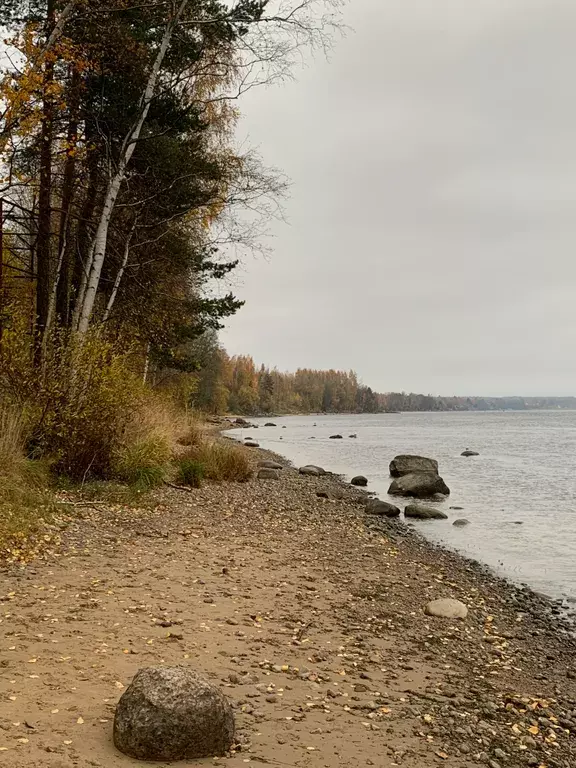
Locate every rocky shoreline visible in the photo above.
<box><xmin>0</xmin><ymin>438</ymin><xmax>575</xmax><ymax>767</ymax></box>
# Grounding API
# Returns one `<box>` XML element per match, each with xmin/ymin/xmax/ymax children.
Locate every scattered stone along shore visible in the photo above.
<box><xmin>0</xmin><ymin>442</ymin><xmax>575</xmax><ymax>768</ymax></box>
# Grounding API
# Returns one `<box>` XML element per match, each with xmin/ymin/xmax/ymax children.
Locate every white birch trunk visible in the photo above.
<box><xmin>44</xmin><ymin>228</ymin><xmax>67</xmax><ymax>339</ymax></box>
<box><xmin>71</xmin><ymin>239</ymin><xmax>94</xmax><ymax>331</ymax></box>
<box><xmin>102</xmin><ymin>220</ymin><xmax>136</xmax><ymax>323</ymax></box>
<box><xmin>76</xmin><ymin>0</ymin><xmax>189</xmax><ymax>335</ymax></box>
<box><xmin>46</xmin><ymin>0</ymin><xmax>79</xmax><ymax>51</ymax></box>
<box><xmin>143</xmin><ymin>343</ymin><xmax>151</xmax><ymax>384</ymax></box>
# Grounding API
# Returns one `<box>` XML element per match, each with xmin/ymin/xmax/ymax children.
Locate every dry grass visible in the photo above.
<box><xmin>176</xmin><ymin>419</ymin><xmax>204</xmax><ymax>448</ymax></box>
<box><xmin>112</xmin><ymin>398</ymin><xmax>177</xmax><ymax>487</ymax></box>
<box><xmin>0</xmin><ymin>407</ymin><xmax>27</xmax><ymax>475</ymax></box>
<box><xmin>0</xmin><ymin>406</ymin><xmax>58</xmax><ymax>561</ymax></box>
<box><xmin>181</xmin><ymin>440</ymin><xmax>252</xmax><ymax>483</ymax></box>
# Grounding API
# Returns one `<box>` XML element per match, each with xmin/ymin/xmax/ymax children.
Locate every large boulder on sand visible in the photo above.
<box><xmin>388</xmin><ymin>473</ymin><xmax>450</xmax><ymax>498</ymax></box>
<box><xmin>365</xmin><ymin>499</ymin><xmax>401</xmax><ymax>518</ymax></box>
<box><xmin>389</xmin><ymin>455</ymin><xmax>439</xmax><ymax>477</ymax></box>
<box><xmin>257</xmin><ymin>468</ymin><xmax>280</xmax><ymax>480</ymax></box>
<box><xmin>113</xmin><ymin>666</ymin><xmax>235</xmax><ymax>761</ymax></box>
<box><xmin>299</xmin><ymin>465</ymin><xmax>326</xmax><ymax>477</ymax></box>
<box><xmin>404</xmin><ymin>504</ymin><xmax>448</xmax><ymax>520</ymax></box>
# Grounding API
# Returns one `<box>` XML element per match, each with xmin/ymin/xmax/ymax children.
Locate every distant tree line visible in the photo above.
<box><xmin>187</xmin><ymin>341</ymin><xmax>576</xmax><ymax>415</ymax></box>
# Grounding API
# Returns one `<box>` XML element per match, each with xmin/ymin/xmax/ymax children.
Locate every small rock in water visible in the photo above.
<box><xmin>365</xmin><ymin>499</ymin><xmax>401</xmax><ymax>518</ymax></box>
<box><xmin>264</xmin><ymin>423</ymin><xmax>277</xmax><ymax>427</ymax></box>
<box><xmin>404</xmin><ymin>505</ymin><xmax>448</xmax><ymax>520</ymax></box>
<box><xmin>244</xmin><ymin>441</ymin><xmax>259</xmax><ymax>448</ymax></box>
<box><xmin>349</xmin><ymin>434</ymin><xmax>357</xmax><ymax>438</ymax></box>
<box><xmin>461</xmin><ymin>449</ymin><xmax>480</xmax><ymax>457</ymax></box>
<box><xmin>113</xmin><ymin>666</ymin><xmax>235</xmax><ymax>761</ymax></box>
<box><xmin>453</xmin><ymin>519</ymin><xmax>470</xmax><ymax>527</ymax></box>
<box><xmin>450</xmin><ymin>506</ymin><xmax>464</xmax><ymax>510</ymax></box>
<box><xmin>299</xmin><ymin>465</ymin><xmax>326</xmax><ymax>476</ymax></box>
<box><xmin>329</xmin><ymin>434</ymin><xmax>343</xmax><ymax>439</ymax></box>
<box><xmin>351</xmin><ymin>476</ymin><xmax>368</xmax><ymax>487</ymax></box>
<box><xmin>258</xmin><ymin>461</ymin><xmax>283</xmax><ymax>470</ymax></box>
<box><xmin>425</xmin><ymin>598</ymin><xmax>468</xmax><ymax>620</ymax></box>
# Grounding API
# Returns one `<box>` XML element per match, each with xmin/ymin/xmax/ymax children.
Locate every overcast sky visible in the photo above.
<box><xmin>220</xmin><ymin>0</ymin><xmax>576</xmax><ymax>397</ymax></box>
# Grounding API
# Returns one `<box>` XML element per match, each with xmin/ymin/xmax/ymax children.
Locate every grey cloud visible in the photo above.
<box><xmin>221</xmin><ymin>0</ymin><xmax>576</xmax><ymax>396</ymax></box>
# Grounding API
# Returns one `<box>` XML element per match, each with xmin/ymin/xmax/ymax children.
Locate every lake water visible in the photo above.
<box><xmin>225</xmin><ymin>411</ymin><xmax>576</xmax><ymax>601</ymax></box>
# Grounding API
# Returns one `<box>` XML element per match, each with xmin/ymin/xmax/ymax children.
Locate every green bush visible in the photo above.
<box><xmin>176</xmin><ymin>458</ymin><xmax>204</xmax><ymax>488</ymax></box>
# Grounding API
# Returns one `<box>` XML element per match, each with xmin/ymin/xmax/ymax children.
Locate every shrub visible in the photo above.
<box><xmin>176</xmin><ymin>458</ymin><xmax>204</xmax><ymax>488</ymax></box>
<box><xmin>182</xmin><ymin>441</ymin><xmax>252</xmax><ymax>483</ymax></box>
<box><xmin>25</xmin><ymin>333</ymin><xmax>149</xmax><ymax>480</ymax></box>
<box><xmin>113</xmin><ymin>437</ymin><xmax>171</xmax><ymax>488</ymax></box>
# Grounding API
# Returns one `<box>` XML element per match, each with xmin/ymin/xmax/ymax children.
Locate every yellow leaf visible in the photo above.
<box><xmin>528</xmin><ymin>726</ymin><xmax>539</xmax><ymax>735</ymax></box>
<box><xmin>76</xmin><ymin>717</ymin><xmax>84</xmax><ymax>724</ymax></box>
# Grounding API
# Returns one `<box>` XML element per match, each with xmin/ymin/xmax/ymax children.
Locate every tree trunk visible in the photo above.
<box><xmin>35</xmin><ymin>0</ymin><xmax>56</xmax><ymax>363</ymax></box>
<box><xmin>56</xmin><ymin>65</ymin><xmax>81</xmax><ymax>327</ymax></box>
<box><xmin>70</xmin><ymin>139</ymin><xmax>99</xmax><ymax>331</ymax></box>
<box><xmin>102</xmin><ymin>218</ymin><xmax>137</xmax><ymax>324</ymax></box>
<box><xmin>76</xmin><ymin>0</ymin><xmax>189</xmax><ymax>335</ymax></box>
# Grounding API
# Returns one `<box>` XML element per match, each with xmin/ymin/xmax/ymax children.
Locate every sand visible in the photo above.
<box><xmin>0</xmin><ymin>445</ymin><xmax>575</xmax><ymax>768</ymax></box>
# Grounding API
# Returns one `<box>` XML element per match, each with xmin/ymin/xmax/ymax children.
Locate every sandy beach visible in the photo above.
<box><xmin>0</xmin><ymin>442</ymin><xmax>575</xmax><ymax>768</ymax></box>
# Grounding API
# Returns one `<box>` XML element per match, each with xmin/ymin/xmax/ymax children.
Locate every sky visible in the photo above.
<box><xmin>220</xmin><ymin>0</ymin><xmax>576</xmax><ymax>397</ymax></box>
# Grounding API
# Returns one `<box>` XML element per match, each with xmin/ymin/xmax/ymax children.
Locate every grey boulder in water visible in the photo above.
<box><xmin>461</xmin><ymin>449</ymin><xmax>480</xmax><ymax>457</ymax></box>
<box><xmin>299</xmin><ymin>465</ymin><xmax>326</xmax><ymax>477</ymax></box>
<box><xmin>389</xmin><ymin>454</ymin><xmax>439</xmax><ymax>477</ymax></box>
<box><xmin>365</xmin><ymin>499</ymin><xmax>401</xmax><ymax>518</ymax></box>
<box><xmin>404</xmin><ymin>504</ymin><xmax>448</xmax><ymax>520</ymax></box>
<box><xmin>389</xmin><ymin>472</ymin><xmax>450</xmax><ymax>498</ymax></box>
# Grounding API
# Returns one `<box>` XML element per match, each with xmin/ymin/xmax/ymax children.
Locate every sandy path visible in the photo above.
<box><xmin>1</xmin><ymin>459</ymin><xmax>575</xmax><ymax>768</ymax></box>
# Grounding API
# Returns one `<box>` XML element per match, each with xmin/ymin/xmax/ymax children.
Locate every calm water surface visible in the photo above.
<box><xmin>225</xmin><ymin>411</ymin><xmax>576</xmax><ymax>600</ymax></box>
